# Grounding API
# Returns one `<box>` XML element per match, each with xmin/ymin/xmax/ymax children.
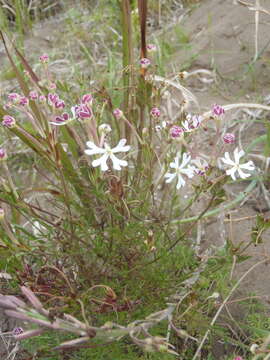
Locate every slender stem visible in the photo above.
<box><xmin>172</xmin><ymin>179</ymin><xmax>257</xmax><ymax>224</ymax></box>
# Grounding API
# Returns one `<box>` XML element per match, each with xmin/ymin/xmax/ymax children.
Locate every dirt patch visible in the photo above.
<box><xmin>171</xmin><ymin>0</ymin><xmax>270</xmax><ymax>337</ymax></box>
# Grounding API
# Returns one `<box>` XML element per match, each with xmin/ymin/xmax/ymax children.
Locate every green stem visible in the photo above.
<box><xmin>172</xmin><ymin>179</ymin><xmax>257</xmax><ymax>224</ymax></box>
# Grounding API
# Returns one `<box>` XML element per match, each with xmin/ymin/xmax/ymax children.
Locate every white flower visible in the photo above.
<box><xmin>85</xmin><ymin>139</ymin><xmax>130</xmax><ymax>171</ymax></box>
<box><xmin>164</xmin><ymin>153</ymin><xmax>195</xmax><ymax>189</ymax></box>
<box><xmin>220</xmin><ymin>147</ymin><xmax>255</xmax><ymax>181</ymax></box>
<box><xmin>182</xmin><ymin>114</ymin><xmax>203</xmax><ymax>132</ymax></box>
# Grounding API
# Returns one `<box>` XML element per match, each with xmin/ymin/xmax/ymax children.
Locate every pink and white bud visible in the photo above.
<box><xmin>113</xmin><ymin>108</ymin><xmax>123</xmax><ymax>119</ymax></box>
<box><xmin>19</xmin><ymin>97</ymin><xmax>29</xmax><ymax>106</ymax></box>
<box><xmin>3</xmin><ymin>103</ymin><xmax>12</xmax><ymax>110</ymax></box>
<box><xmin>48</xmin><ymin>93</ymin><xmax>59</xmax><ymax>106</ymax></box>
<box><xmin>82</xmin><ymin>94</ymin><xmax>93</xmax><ymax>105</ymax></box>
<box><xmin>8</xmin><ymin>93</ymin><xmax>20</xmax><ymax>102</ymax></box>
<box><xmin>39</xmin><ymin>95</ymin><xmax>46</xmax><ymax>103</ymax></box>
<box><xmin>29</xmin><ymin>91</ymin><xmax>38</xmax><ymax>100</ymax></box>
<box><xmin>146</xmin><ymin>44</ymin><xmax>157</xmax><ymax>52</ymax></box>
<box><xmin>98</xmin><ymin>123</ymin><xmax>112</xmax><ymax>134</ymax></box>
<box><xmin>0</xmin><ymin>148</ymin><xmax>7</xmax><ymax>161</ymax></box>
<box><xmin>62</xmin><ymin>113</ymin><xmax>69</xmax><ymax>121</ymax></box>
<box><xmin>233</xmin><ymin>357</ymin><xmax>243</xmax><ymax>360</ymax></box>
<box><xmin>12</xmin><ymin>327</ymin><xmax>24</xmax><ymax>336</ymax></box>
<box><xmin>150</xmin><ymin>107</ymin><xmax>161</xmax><ymax>118</ymax></box>
<box><xmin>74</xmin><ymin>104</ymin><xmax>92</xmax><ymax>119</ymax></box>
<box><xmin>3</xmin><ymin>115</ymin><xmax>16</xmax><ymax>128</ymax></box>
<box><xmin>170</xmin><ymin>125</ymin><xmax>183</xmax><ymax>138</ymax></box>
<box><xmin>55</xmin><ymin>99</ymin><xmax>65</xmax><ymax>109</ymax></box>
<box><xmin>50</xmin><ymin>113</ymin><xmax>69</xmax><ymax>125</ymax></box>
<box><xmin>140</xmin><ymin>58</ymin><xmax>151</xmax><ymax>68</ymax></box>
<box><xmin>223</xmin><ymin>133</ymin><xmax>235</xmax><ymax>144</ymax></box>
<box><xmin>212</xmin><ymin>104</ymin><xmax>225</xmax><ymax>117</ymax></box>
<box><xmin>39</xmin><ymin>54</ymin><xmax>49</xmax><ymax>63</ymax></box>
<box><xmin>48</xmin><ymin>82</ymin><xmax>56</xmax><ymax>90</ymax></box>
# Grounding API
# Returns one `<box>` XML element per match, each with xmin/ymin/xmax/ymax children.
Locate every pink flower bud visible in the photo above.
<box><xmin>29</xmin><ymin>91</ymin><xmax>38</xmax><ymax>100</ymax></box>
<box><xmin>12</xmin><ymin>327</ymin><xmax>24</xmax><ymax>336</ymax></box>
<box><xmin>2</xmin><ymin>115</ymin><xmax>16</xmax><ymax>128</ymax></box>
<box><xmin>82</xmin><ymin>94</ymin><xmax>93</xmax><ymax>105</ymax></box>
<box><xmin>48</xmin><ymin>93</ymin><xmax>59</xmax><ymax>105</ymax></box>
<box><xmin>140</xmin><ymin>58</ymin><xmax>151</xmax><ymax>68</ymax></box>
<box><xmin>53</xmin><ymin>116</ymin><xmax>66</xmax><ymax>124</ymax></box>
<box><xmin>8</xmin><ymin>93</ymin><xmax>20</xmax><ymax>102</ymax></box>
<box><xmin>48</xmin><ymin>83</ymin><xmax>56</xmax><ymax>90</ymax></box>
<box><xmin>113</xmin><ymin>108</ymin><xmax>123</xmax><ymax>119</ymax></box>
<box><xmin>55</xmin><ymin>99</ymin><xmax>65</xmax><ymax>109</ymax></box>
<box><xmin>170</xmin><ymin>125</ymin><xmax>183</xmax><ymax>138</ymax></box>
<box><xmin>0</xmin><ymin>207</ymin><xmax>4</xmax><ymax>218</ymax></box>
<box><xmin>223</xmin><ymin>133</ymin><xmax>235</xmax><ymax>144</ymax></box>
<box><xmin>150</xmin><ymin>107</ymin><xmax>161</xmax><ymax>118</ymax></box>
<box><xmin>50</xmin><ymin>112</ymin><xmax>69</xmax><ymax>126</ymax></box>
<box><xmin>39</xmin><ymin>54</ymin><xmax>49</xmax><ymax>63</ymax></box>
<box><xmin>0</xmin><ymin>148</ymin><xmax>7</xmax><ymax>160</ymax></box>
<box><xmin>62</xmin><ymin>113</ymin><xmax>69</xmax><ymax>121</ymax></box>
<box><xmin>75</xmin><ymin>104</ymin><xmax>92</xmax><ymax>119</ymax></box>
<box><xmin>19</xmin><ymin>97</ymin><xmax>29</xmax><ymax>106</ymax></box>
<box><xmin>212</xmin><ymin>104</ymin><xmax>225</xmax><ymax>116</ymax></box>
<box><xmin>233</xmin><ymin>357</ymin><xmax>243</xmax><ymax>360</ymax></box>
<box><xmin>39</xmin><ymin>95</ymin><xmax>46</xmax><ymax>102</ymax></box>
<box><xmin>3</xmin><ymin>103</ymin><xmax>12</xmax><ymax>110</ymax></box>
<box><xmin>146</xmin><ymin>44</ymin><xmax>157</xmax><ymax>52</ymax></box>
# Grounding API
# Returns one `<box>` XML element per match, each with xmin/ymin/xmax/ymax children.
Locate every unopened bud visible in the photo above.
<box><xmin>2</xmin><ymin>115</ymin><xmax>16</xmax><ymax>128</ymax></box>
<box><xmin>99</xmin><ymin>123</ymin><xmax>112</xmax><ymax>134</ymax></box>
<box><xmin>223</xmin><ymin>133</ymin><xmax>235</xmax><ymax>144</ymax></box>
<box><xmin>0</xmin><ymin>148</ymin><xmax>7</xmax><ymax>161</ymax></box>
<box><xmin>113</xmin><ymin>108</ymin><xmax>123</xmax><ymax>119</ymax></box>
<box><xmin>150</xmin><ymin>107</ymin><xmax>161</xmax><ymax>118</ymax></box>
<box><xmin>140</xmin><ymin>58</ymin><xmax>151</xmax><ymax>68</ymax></box>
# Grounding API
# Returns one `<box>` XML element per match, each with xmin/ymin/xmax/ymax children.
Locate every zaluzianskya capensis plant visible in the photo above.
<box><xmin>0</xmin><ymin>1</ymin><xmax>269</xmax><ymax>356</ymax></box>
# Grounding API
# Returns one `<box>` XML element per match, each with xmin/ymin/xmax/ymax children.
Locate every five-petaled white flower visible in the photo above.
<box><xmin>85</xmin><ymin>139</ymin><xmax>130</xmax><ymax>171</ymax></box>
<box><xmin>164</xmin><ymin>153</ymin><xmax>195</xmax><ymax>189</ymax></box>
<box><xmin>220</xmin><ymin>147</ymin><xmax>255</xmax><ymax>180</ymax></box>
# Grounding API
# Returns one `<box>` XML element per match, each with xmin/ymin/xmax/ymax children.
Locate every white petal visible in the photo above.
<box><xmin>185</xmin><ymin>166</ymin><xmax>196</xmax><ymax>178</ymax></box>
<box><xmin>226</xmin><ymin>167</ymin><xmax>237</xmax><ymax>181</ymax></box>
<box><xmin>92</xmin><ymin>154</ymin><xmax>109</xmax><ymax>171</ymax></box>
<box><xmin>180</xmin><ymin>153</ymin><xmax>191</xmax><ymax>168</ymax></box>
<box><xmin>85</xmin><ymin>142</ymin><xmax>105</xmax><ymax>155</ymax></box>
<box><xmin>85</xmin><ymin>148</ymin><xmax>105</xmax><ymax>155</ymax></box>
<box><xmin>237</xmin><ymin>168</ymin><xmax>251</xmax><ymax>179</ymax></box>
<box><xmin>112</xmin><ymin>139</ymin><xmax>130</xmax><ymax>153</ymax></box>
<box><xmin>164</xmin><ymin>172</ymin><xmax>176</xmax><ymax>183</ymax></box>
<box><xmin>112</xmin><ymin>145</ymin><xmax>130</xmax><ymax>153</ymax></box>
<box><xmin>221</xmin><ymin>152</ymin><xmax>235</xmax><ymax>166</ymax></box>
<box><xmin>170</xmin><ymin>157</ymin><xmax>179</xmax><ymax>169</ymax></box>
<box><xmin>110</xmin><ymin>153</ymin><xmax>128</xmax><ymax>170</ymax></box>
<box><xmin>176</xmin><ymin>174</ymin><xmax>186</xmax><ymax>189</ymax></box>
<box><xmin>234</xmin><ymin>147</ymin><xmax>244</xmax><ymax>163</ymax></box>
<box><xmin>240</xmin><ymin>161</ymin><xmax>255</xmax><ymax>171</ymax></box>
